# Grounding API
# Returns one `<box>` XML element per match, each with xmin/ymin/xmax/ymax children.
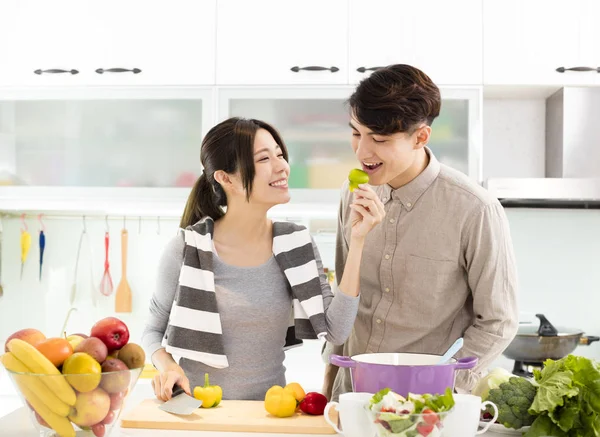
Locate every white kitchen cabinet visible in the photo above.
<box><xmin>216</xmin><ymin>0</ymin><xmax>348</xmax><ymax>85</ymax></box>
<box><xmin>0</xmin><ymin>0</ymin><xmax>91</xmax><ymax>87</ymax></box>
<box><xmin>87</xmin><ymin>0</ymin><xmax>217</xmax><ymax>86</ymax></box>
<box><xmin>579</xmin><ymin>0</ymin><xmax>600</xmax><ymax>86</ymax></box>
<box><xmin>483</xmin><ymin>0</ymin><xmax>599</xmax><ymax>86</ymax></box>
<box><xmin>0</xmin><ymin>88</ymin><xmax>213</xmax><ymax>192</ymax></box>
<box><xmin>0</xmin><ymin>0</ymin><xmax>216</xmax><ymax>87</ymax></box>
<box><xmin>348</xmin><ymin>0</ymin><xmax>483</xmax><ymax>86</ymax></box>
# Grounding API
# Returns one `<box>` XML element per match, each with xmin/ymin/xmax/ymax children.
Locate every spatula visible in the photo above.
<box><xmin>115</xmin><ymin>228</ymin><xmax>132</xmax><ymax>313</ymax></box>
<box><xmin>158</xmin><ymin>384</ymin><xmax>202</xmax><ymax>415</ymax></box>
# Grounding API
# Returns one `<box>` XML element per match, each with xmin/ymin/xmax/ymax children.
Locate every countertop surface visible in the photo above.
<box><xmin>0</xmin><ymin>367</ymin><xmax>511</xmax><ymax>437</ymax></box>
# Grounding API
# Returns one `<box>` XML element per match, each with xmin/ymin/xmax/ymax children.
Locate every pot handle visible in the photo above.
<box><xmin>536</xmin><ymin>313</ymin><xmax>559</xmax><ymax>337</ymax></box>
<box><xmin>454</xmin><ymin>356</ymin><xmax>478</xmax><ymax>370</ymax></box>
<box><xmin>580</xmin><ymin>336</ymin><xmax>600</xmax><ymax>345</ymax></box>
<box><xmin>329</xmin><ymin>354</ymin><xmax>357</xmax><ymax>368</ymax></box>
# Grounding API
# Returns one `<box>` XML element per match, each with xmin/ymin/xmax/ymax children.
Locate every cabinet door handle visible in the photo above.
<box><xmin>34</xmin><ymin>69</ymin><xmax>79</xmax><ymax>75</ymax></box>
<box><xmin>95</xmin><ymin>68</ymin><xmax>142</xmax><ymax>74</ymax></box>
<box><xmin>290</xmin><ymin>66</ymin><xmax>339</xmax><ymax>73</ymax></box>
<box><xmin>356</xmin><ymin>66</ymin><xmax>383</xmax><ymax>73</ymax></box>
<box><xmin>556</xmin><ymin>66</ymin><xmax>600</xmax><ymax>73</ymax></box>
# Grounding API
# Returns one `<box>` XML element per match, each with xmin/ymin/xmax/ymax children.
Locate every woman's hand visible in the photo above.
<box><xmin>349</xmin><ymin>185</ymin><xmax>385</xmax><ymax>240</ymax></box>
<box><xmin>151</xmin><ymin>366</ymin><xmax>192</xmax><ymax>401</ymax></box>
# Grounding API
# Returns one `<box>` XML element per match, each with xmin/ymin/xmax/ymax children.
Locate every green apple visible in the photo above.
<box><xmin>348</xmin><ymin>168</ymin><xmax>369</xmax><ymax>192</ymax></box>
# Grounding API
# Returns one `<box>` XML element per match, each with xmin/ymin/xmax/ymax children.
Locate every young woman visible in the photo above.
<box><xmin>142</xmin><ymin>117</ymin><xmax>385</xmax><ymax>401</ymax></box>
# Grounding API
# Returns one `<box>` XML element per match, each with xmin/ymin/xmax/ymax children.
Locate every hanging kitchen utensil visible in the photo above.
<box><xmin>71</xmin><ymin>216</ymin><xmax>98</xmax><ymax>307</ymax></box>
<box><xmin>20</xmin><ymin>214</ymin><xmax>31</xmax><ymax>280</ymax></box>
<box><xmin>38</xmin><ymin>214</ymin><xmax>46</xmax><ymax>281</ymax></box>
<box><xmin>503</xmin><ymin>313</ymin><xmax>600</xmax><ymax>362</ymax></box>
<box><xmin>100</xmin><ymin>217</ymin><xmax>114</xmax><ymax>296</ymax></box>
<box><xmin>115</xmin><ymin>224</ymin><xmax>132</xmax><ymax>313</ymax></box>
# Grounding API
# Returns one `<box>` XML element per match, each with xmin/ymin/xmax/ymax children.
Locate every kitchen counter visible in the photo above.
<box><xmin>0</xmin><ymin>376</ymin><xmax>510</xmax><ymax>437</ymax></box>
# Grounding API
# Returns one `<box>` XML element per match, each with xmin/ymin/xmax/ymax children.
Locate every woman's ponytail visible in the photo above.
<box><xmin>179</xmin><ymin>172</ymin><xmax>225</xmax><ymax>228</ymax></box>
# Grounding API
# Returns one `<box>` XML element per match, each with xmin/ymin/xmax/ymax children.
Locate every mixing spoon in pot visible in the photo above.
<box><xmin>438</xmin><ymin>337</ymin><xmax>464</xmax><ymax>364</ymax></box>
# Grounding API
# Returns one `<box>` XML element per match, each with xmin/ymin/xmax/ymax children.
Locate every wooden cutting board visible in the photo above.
<box><xmin>121</xmin><ymin>399</ymin><xmax>338</xmax><ymax>434</ymax></box>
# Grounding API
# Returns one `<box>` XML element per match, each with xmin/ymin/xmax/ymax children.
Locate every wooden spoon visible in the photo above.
<box><xmin>115</xmin><ymin>228</ymin><xmax>132</xmax><ymax>313</ymax></box>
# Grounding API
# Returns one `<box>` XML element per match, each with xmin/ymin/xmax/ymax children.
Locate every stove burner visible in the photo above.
<box><xmin>512</xmin><ymin>360</ymin><xmax>544</xmax><ymax>378</ymax></box>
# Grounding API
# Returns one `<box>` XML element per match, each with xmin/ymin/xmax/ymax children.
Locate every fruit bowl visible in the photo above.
<box><xmin>1</xmin><ymin>317</ymin><xmax>145</xmax><ymax>437</ymax></box>
<box><xmin>5</xmin><ymin>366</ymin><xmax>142</xmax><ymax>437</ymax></box>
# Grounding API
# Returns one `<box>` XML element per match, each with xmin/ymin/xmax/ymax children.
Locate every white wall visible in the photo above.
<box><xmin>482</xmin><ymin>98</ymin><xmax>546</xmax><ymax>180</ymax></box>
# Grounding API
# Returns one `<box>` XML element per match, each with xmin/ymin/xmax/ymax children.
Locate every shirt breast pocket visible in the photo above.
<box><xmin>404</xmin><ymin>255</ymin><xmax>457</xmax><ymax>294</ymax></box>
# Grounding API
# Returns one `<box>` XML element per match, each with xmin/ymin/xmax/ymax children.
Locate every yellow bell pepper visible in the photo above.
<box><xmin>193</xmin><ymin>373</ymin><xmax>222</xmax><ymax>408</ymax></box>
<box><xmin>264</xmin><ymin>385</ymin><xmax>297</xmax><ymax>418</ymax></box>
<box><xmin>284</xmin><ymin>382</ymin><xmax>306</xmax><ymax>405</ymax></box>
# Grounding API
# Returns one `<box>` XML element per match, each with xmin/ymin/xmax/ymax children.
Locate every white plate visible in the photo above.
<box><xmin>479</xmin><ymin>421</ymin><xmax>530</xmax><ymax>435</ymax></box>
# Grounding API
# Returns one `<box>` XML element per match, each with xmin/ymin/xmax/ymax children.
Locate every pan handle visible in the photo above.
<box><xmin>536</xmin><ymin>314</ymin><xmax>559</xmax><ymax>337</ymax></box>
<box><xmin>454</xmin><ymin>356</ymin><xmax>478</xmax><ymax>370</ymax></box>
<box><xmin>329</xmin><ymin>354</ymin><xmax>357</xmax><ymax>368</ymax></box>
<box><xmin>580</xmin><ymin>336</ymin><xmax>600</xmax><ymax>345</ymax></box>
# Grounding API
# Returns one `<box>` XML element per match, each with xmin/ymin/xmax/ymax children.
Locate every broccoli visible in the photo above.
<box><xmin>484</xmin><ymin>376</ymin><xmax>537</xmax><ymax>429</ymax></box>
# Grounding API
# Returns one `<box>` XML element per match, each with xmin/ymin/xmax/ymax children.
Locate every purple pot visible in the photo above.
<box><xmin>330</xmin><ymin>352</ymin><xmax>478</xmax><ymax>397</ymax></box>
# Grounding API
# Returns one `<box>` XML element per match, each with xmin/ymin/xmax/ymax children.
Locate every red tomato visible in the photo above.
<box><xmin>422</xmin><ymin>408</ymin><xmax>439</xmax><ymax>425</ymax></box>
<box><xmin>417</xmin><ymin>423</ymin><xmax>435</xmax><ymax>436</ymax></box>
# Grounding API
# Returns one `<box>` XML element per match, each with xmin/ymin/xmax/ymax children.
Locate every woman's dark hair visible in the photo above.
<box><xmin>348</xmin><ymin>64</ymin><xmax>441</xmax><ymax>135</ymax></box>
<box><xmin>180</xmin><ymin>117</ymin><xmax>288</xmax><ymax>228</ymax></box>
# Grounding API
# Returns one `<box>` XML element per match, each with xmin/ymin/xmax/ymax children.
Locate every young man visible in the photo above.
<box><xmin>324</xmin><ymin>64</ymin><xmax>519</xmax><ymax>401</ymax></box>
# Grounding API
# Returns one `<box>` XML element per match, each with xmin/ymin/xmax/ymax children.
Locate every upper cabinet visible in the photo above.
<box><xmin>216</xmin><ymin>0</ymin><xmax>348</xmax><ymax>85</ymax></box>
<box><xmin>87</xmin><ymin>0</ymin><xmax>216</xmax><ymax>86</ymax></box>
<box><xmin>0</xmin><ymin>0</ymin><xmax>91</xmax><ymax>87</ymax></box>
<box><xmin>0</xmin><ymin>0</ymin><xmax>217</xmax><ymax>87</ymax></box>
<box><xmin>348</xmin><ymin>0</ymin><xmax>483</xmax><ymax>86</ymax></box>
<box><xmin>483</xmin><ymin>0</ymin><xmax>600</xmax><ymax>86</ymax></box>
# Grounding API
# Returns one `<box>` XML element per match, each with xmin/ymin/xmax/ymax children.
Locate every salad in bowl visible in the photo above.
<box><xmin>366</xmin><ymin>388</ymin><xmax>455</xmax><ymax>437</ymax></box>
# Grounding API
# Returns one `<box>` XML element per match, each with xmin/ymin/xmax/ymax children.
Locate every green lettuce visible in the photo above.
<box><xmin>524</xmin><ymin>355</ymin><xmax>600</xmax><ymax>437</ymax></box>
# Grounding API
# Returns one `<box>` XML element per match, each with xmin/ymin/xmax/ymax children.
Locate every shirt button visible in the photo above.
<box><xmin>385</xmin><ymin>287</ymin><xmax>390</xmax><ymax>293</ymax></box>
<box><xmin>406</xmin><ymin>202</ymin><xmax>412</xmax><ymax>207</ymax></box>
<box><xmin>389</xmin><ymin>218</ymin><xmax>395</xmax><ymax>224</ymax></box>
<box><xmin>376</xmin><ymin>319</ymin><xmax>382</xmax><ymax>324</ymax></box>
<box><xmin>384</xmin><ymin>254</ymin><xmax>390</xmax><ymax>260</ymax></box>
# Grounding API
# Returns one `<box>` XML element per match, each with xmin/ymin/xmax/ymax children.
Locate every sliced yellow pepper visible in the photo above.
<box><xmin>193</xmin><ymin>373</ymin><xmax>222</xmax><ymax>408</ymax></box>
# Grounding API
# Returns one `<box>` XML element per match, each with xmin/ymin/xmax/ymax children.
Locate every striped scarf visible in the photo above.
<box><xmin>161</xmin><ymin>216</ymin><xmax>328</xmax><ymax>368</ymax></box>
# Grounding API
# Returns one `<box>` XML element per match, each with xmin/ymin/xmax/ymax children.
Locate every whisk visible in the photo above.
<box><xmin>100</xmin><ymin>230</ymin><xmax>114</xmax><ymax>296</ymax></box>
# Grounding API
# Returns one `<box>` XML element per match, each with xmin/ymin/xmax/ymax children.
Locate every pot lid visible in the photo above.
<box><xmin>517</xmin><ymin>314</ymin><xmax>583</xmax><ymax>337</ymax></box>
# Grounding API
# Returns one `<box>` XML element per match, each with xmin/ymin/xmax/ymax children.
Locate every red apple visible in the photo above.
<box><xmin>5</xmin><ymin>329</ymin><xmax>45</xmax><ymax>352</ymax></box>
<box><xmin>100</xmin><ymin>358</ymin><xmax>130</xmax><ymax>393</ymax></box>
<box><xmin>109</xmin><ymin>391</ymin><xmax>125</xmax><ymax>411</ymax></box>
<box><xmin>68</xmin><ymin>388</ymin><xmax>110</xmax><ymax>427</ymax></box>
<box><xmin>92</xmin><ymin>423</ymin><xmax>106</xmax><ymax>437</ymax></box>
<box><xmin>90</xmin><ymin>317</ymin><xmax>129</xmax><ymax>352</ymax></box>
<box><xmin>101</xmin><ymin>410</ymin><xmax>115</xmax><ymax>425</ymax></box>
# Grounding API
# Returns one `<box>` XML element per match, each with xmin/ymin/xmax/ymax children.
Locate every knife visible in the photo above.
<box><xmin>158</xmin><ymin>383</ymin><xmax>202</xmax><ymax>415</ymax></box>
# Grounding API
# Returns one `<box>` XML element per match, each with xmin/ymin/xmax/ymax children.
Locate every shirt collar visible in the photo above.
<box><xmin>377</xmin><ymin>147</ymin><xmax>441</xmax><ymax>211</ymax></box>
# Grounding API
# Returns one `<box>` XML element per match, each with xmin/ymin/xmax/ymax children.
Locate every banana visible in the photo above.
<box><xmin>6</xmin><ymin>339</ymin><xmax>76</xmax><ymax>406</ymax></box>
<box><xmin>1</xmin><ymin>352</ymin><xmax>72</xmax><ymax>417</ymax></box>
<box><xmin>19</xmin><ymin>380</ymin><xmax>75</xmax><ymax>437</ymax></box>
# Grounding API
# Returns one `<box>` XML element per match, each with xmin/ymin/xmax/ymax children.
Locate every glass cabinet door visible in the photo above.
<box><xmin>220</xmin><ymin>88</ymin><xmax>356</xmax><ymax>196</ymax></box>
<box><xmin>429</xmin><ymin>88</ymin><xmax>482</xmax><ymax>182</ymax></box>
<box><xmin>219</xmin><ymin>87</ymin><xmax>482</xmax><ymax>193</ymax></box>
<box><xmin>0</xmin><ymin>89</ymin><xmax>212</xmax><ymax>188</ymax></box>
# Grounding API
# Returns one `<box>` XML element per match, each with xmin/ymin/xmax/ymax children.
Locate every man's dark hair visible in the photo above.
<box><xmin>348</xmin><ymin>64</ymin><xmax>441</xmax><ymax>135</ymax></box>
